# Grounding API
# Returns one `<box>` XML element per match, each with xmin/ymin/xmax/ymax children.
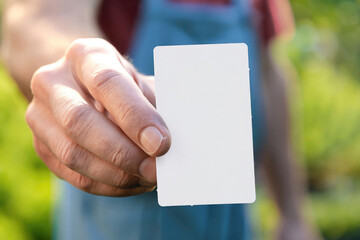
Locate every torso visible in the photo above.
<box><xmin>56</xmin><ymin>1</ymin><xmax>268</xmax><ymax>239</ymax></box>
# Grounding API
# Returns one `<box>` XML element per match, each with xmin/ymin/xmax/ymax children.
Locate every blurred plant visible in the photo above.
<box><xmin>0</xmin><ymin>64</ymin><xmax>51</xmax><ymax>240</ymax></box>
<box><xmin>1</xmin><ymin>0</ymin><xmax>360</xmax><ymax>239</ymax></box>
<box><xmin>257</xmin><ymin>1</ymin><xmax>360</xmax><ymax>239</ymax></box>
<box><xmin>290</xmin><ymin>0</ymin><xmax>360</xmax><ymax>80</ymax></box>
<box><xmin>287</xmin><ymin>0</ymin><xmax>360</xmax><ymax>196</ymax></box>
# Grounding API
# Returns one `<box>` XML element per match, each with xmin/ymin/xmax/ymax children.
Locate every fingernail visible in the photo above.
<box><xmin>140</xmin><ymin>126</ymin><xmax>163</xmax><ymax>155</ymax></box>
<box><xmin>139</xmin><ymin>157</ymin><xmax>156</xmax><ymax>183</ymax></box>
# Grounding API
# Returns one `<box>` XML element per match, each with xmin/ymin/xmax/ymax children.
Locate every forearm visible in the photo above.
<box><xmin>262</xmin><ymin>142</ymin><xmax>303</xmax><ymax>220</ymax></box>
<box><xmin>1</xmin><ymin>0</ymin><xmax>102</xmax><ymax>101</ymax></box>
<box><xmin>260</xmin><ymin>47</ymin><xmax>305</xmax><ymax>221</ymax></box>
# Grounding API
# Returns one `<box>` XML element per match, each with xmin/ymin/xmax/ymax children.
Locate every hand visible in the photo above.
<box><xmin>277</xmin><ymin>217</ymin><xmax>323</xmax><ymax>240</ymax></box>
<box><xmin>26</xmin><ymin>38</ymin><xmax>171</xmax><ymax>196</ymax></box>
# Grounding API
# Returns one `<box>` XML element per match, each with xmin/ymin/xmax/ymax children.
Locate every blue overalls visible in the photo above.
<box><xmin>55</xmin><ymin>0</ymin><xmax>265</xmax><ymax>239</ymax></box>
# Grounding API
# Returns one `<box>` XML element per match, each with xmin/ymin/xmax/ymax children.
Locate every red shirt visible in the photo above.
<box><xmin>97</xmin><ymin>0</ymin><xmax>294</xmax><ymax>54</ymax></box>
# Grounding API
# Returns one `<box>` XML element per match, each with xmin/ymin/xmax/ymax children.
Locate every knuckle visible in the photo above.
<box><xmin>25</xmin><ymin>102</ymin><xmax>36</xmax><ymax>127</ymax></box>
<box><xmin>75</xmin><ymin>174</ymin><xmax>94</xmax><ymax>192</ymax></box>
<box><xmin>118</xmin><ymin>102</ymin><xmax>138</xmax><ymax>125</ymax></box>
<box><xmin>33</xmin><ymin>139</ymin><xmax>48</xmax><ymax>159</ymax></box>
<box><xmin>58</xmin><ymin>139</ymin><xmax>78</xmax><ymax>169</ymax></box>
<box><xmin>31</xmin><ymin>66</ymin><xmax>53</xmax><ymax>96</ymax></box>
<box><xmin>61</xmin><ymin>104</ymin><xmax>93</xmax><ymax>136</ymax></box>
<box><xmin>66</xmin><ymin>39</ymin><xmax>88</xmax><ymax>59</ymax></box>
<box><xmin>66</xmin><ymin>38</ymin><xmax>114</xmax><ymax>60</ymax></box>
<box><xmin>89</xmin><ymin>69</ymin><xmax>122</xmax><ymax>94</ymax></box>
<box><xmin>113</xmin><ymin>171</ymin><xmax>139</xmax><ymax>188</ymax></box>
<box><xmin>111</xmin><ymin>146</ymin><xmax>132</xmax><ymax>169</ymax></box>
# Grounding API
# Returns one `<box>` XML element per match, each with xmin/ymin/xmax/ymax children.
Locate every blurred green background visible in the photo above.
<box><xmin>0</xmin><ymin>0</ymin><xmax>359</xmax><ymax>239</ymax></box>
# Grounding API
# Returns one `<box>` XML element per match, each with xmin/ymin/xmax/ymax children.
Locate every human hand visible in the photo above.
<box><xmin>26</xmin><ymin>38</ymin><xmax>171</xmax><ymax>196</ymax></box>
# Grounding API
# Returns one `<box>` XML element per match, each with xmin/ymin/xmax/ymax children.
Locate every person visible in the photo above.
<box><xmin>1</xmin><ymin>0</ymin><xmax>320</xmax><ymax>239</ymax></box>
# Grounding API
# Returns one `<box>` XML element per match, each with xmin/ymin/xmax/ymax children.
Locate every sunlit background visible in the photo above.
<box><xmin>1</xmin><ymin>0</ymin><xmax>360</xmax><ymax>239</ymax></box>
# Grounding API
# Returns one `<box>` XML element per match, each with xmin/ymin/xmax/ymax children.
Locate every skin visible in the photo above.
<box><xmin>260</xmin><ymin>49</ymin><xmax>321</xmax><ymax>240</ymax></box>
<box><xmin>25</xmin><ymin>38</ymin><xmax>172</xmax><ymax>196</ymax></box>
<box><xmin>1</xmin><ymin>0</ymin><xmax>322</xmax><ymax>238</ymax></box>
<box><xmin>2</xmin><ymin>0</ymin><xmax>171</xmax><ymax>196</ymax></box>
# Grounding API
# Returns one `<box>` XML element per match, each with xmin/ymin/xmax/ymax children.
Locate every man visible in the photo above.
<box><xmin>1</xmin><ymin>0</ymin><xmax>319</xmax><ymax>239</ymax></box>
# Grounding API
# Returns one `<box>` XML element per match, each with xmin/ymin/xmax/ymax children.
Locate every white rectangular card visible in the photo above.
<box><xmin>154</xmin><ymin>43</ymin><xmax>256</xmax><ymax>207</ymax></box>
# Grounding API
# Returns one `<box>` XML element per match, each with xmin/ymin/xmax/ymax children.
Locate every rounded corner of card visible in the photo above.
<box><xmin>248</xmin><ymin>193</ymin><xmax>256</xmax><ymax>204</ymax></box>
<box><xmin>238</xmin><ymin>43</ymin><xmax>248</xmax><ymax>50</ymax></box>
<box><xmin>157</xmin><ymin>197</ymin><xmax>166</xmax><ymax>207</ymax></box>
<box><xmin>153</xmin><ymin>46</ymin><xmax>162</xmax><ymax>56</ymax></box>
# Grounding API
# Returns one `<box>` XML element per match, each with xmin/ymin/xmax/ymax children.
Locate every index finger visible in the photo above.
<box><xmin>66</xmin><ymin>39</ymin><xmax>171</xmax><ymax>156</ymax></box>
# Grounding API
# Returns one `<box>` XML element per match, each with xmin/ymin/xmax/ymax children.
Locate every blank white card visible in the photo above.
<box><xmin>154</xmin><ymin>43</ymin><xmax>256</xmax><ymax>207</ymax></box>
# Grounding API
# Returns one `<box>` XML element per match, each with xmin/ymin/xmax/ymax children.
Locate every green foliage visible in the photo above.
<box><xmin>290</xmin><ymin>0</ymin><xmax>360</xmax><ymax>80</ymax></box>
<box><xmin>287</xmin><ymin>0</ymin><xmax>360</xmax><ymax>190</ymax></box>
<box><xmin>0</xmin><ymin>0</ymin><xmax>360</xmax><ymax>239</ymax></box>
<box><xmin>256</xmin><ymin>0</ymin><xmax>360</xmax><ymax>239</ymax></box>
<box><xmin>0</xmin><ymin>65</ymin><xmax>51</xmax><ymax>240</ymax></box>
